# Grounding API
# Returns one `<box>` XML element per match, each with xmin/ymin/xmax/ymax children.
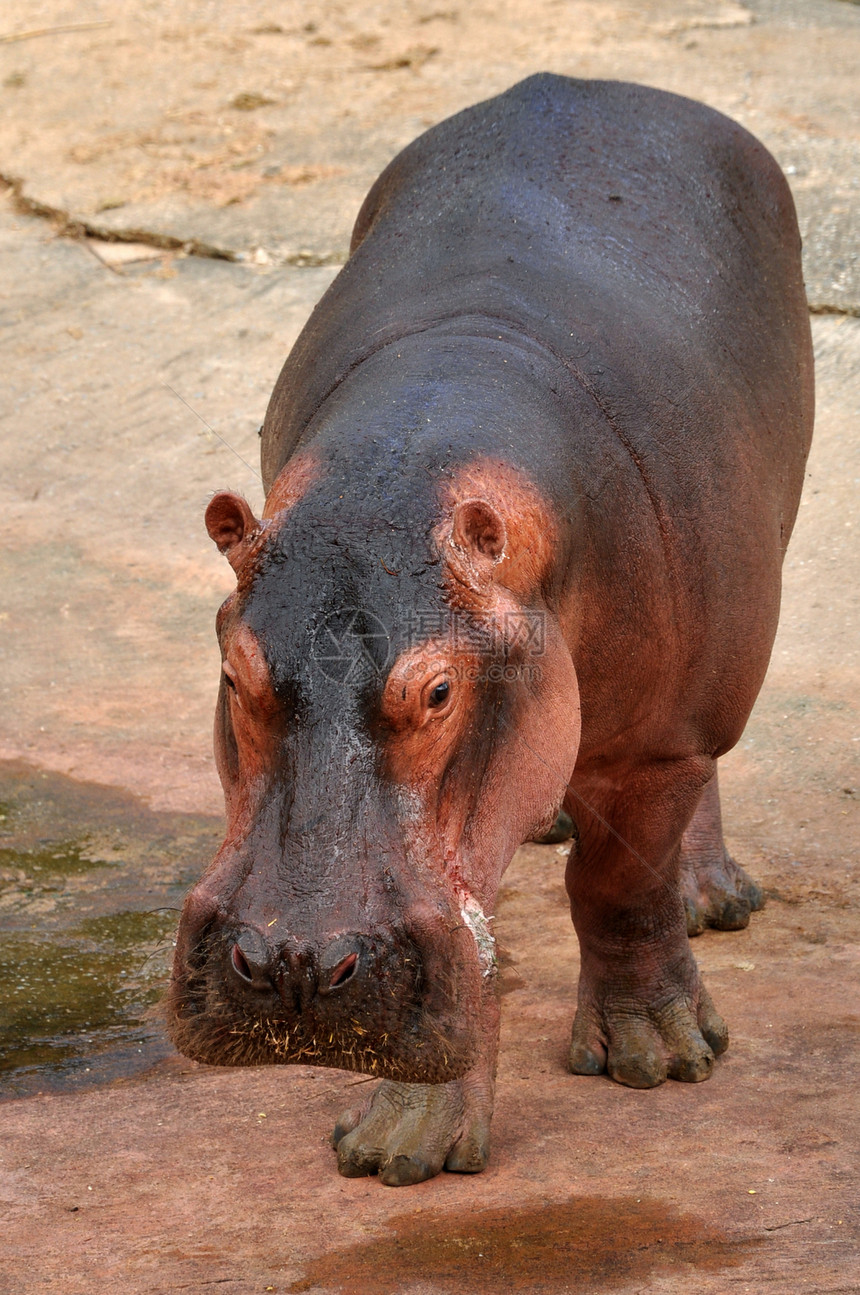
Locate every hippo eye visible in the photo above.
<box><xmin>428</xmin><ymin>680</ymin><xmax>450</xmax><ymax>709</ymax></box>
<box><xmin>222</xmin><ymin>666</ymin><xmax>237</xmax><ymax>692</ymax></box>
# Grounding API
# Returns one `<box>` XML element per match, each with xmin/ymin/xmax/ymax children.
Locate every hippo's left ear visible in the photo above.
<box><xmin>205</xmin><ymin>491</ymin><xmax>261</xmax><ymax>572</ymax></box>
<box><xmin>439</xmin><ymin>462</ymin><xmax>555</xmax><ymax>601</ymax></box>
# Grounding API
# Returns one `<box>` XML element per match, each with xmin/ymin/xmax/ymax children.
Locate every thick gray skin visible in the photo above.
<box><xmin>247</xmin><ymin>75</ymin><xmax>813</xmax><ymax>1182</ymax></box>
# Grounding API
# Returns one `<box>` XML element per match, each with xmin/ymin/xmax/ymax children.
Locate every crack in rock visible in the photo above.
<box><xmin>809</xmin><ymin>303</ymin><xmax>860</xmax><ymax>318</ymax></box>
<box><xmin>0</xmin><ymin>172</ymin><xmax>346</xmax><ymax>268</ymax></box>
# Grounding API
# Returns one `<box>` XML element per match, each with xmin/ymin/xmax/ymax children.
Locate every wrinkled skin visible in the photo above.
<box><xmin>167</xmin><ymin>75</ymin><xmax>814</xmax><ymax>1184</ymax></box>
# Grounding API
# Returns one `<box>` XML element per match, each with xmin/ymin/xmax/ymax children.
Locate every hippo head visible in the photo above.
<box><xmin>166</xmin><ymin>451</ymin><xmax>580</xmax><ymax>1083</ymax></box>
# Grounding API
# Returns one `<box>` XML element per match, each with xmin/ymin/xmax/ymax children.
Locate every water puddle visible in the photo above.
<box><xmin>0</xmin><ymin>760</ymin><xmax>221</xmax><ymax>1098</ymax></box>
<box><xmin>288</xmin><ymin>1195</ymin><xmax>758</xmax><ymax>1293</ymax></box>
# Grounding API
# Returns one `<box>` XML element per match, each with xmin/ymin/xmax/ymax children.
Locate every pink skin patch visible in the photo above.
<box><xmin>262</xmin><ymin>449</ymin><xmax>322</xmax><ymax>520</ymax></box>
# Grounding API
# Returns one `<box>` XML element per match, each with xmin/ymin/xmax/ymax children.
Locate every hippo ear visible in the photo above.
<box><xmin>451</xmin><ymin>499</ymin><xmax>507</xmax><ymax>569</ymax></box>
<box><xmin>205</xmin><ymin>491</ymin><xmax>260</xmax><ymax>571</ymax></box>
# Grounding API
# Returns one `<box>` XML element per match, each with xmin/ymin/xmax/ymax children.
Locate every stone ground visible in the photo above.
<box><xmin>0</xmin><ymin>0</ymin><xmax>857</xmax><ymax>1292</ymax></box>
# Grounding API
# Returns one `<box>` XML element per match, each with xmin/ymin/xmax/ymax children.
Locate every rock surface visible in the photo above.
<box><xmin>0</xmin><ymin>2</ymin><xmax>857</xmax><ymax>1291</ymax></box>
<box><xmin>0</xmin><ymin>0</ymin><xmax>858</xmax><ymax>307</ymax></box>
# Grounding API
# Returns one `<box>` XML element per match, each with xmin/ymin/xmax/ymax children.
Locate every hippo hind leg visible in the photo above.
<box><xmin>680</xmin><ymin>767</ymin><xmax>764</xmax><ymax>937</ymax></box>
<box><xmin>566</xmin><ymin>757</ymin><xmax>729</xmax><ymax>1089</ymax></box>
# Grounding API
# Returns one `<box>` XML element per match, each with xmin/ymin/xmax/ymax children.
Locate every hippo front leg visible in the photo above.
<box><xmin>332</xmin><ymin>985</ymin><xmax>499</xmax><ymax>1186</ymax></box>
<box><xmin>566</xmin><ymin>757</ymin><xmax>729</xmax><ymax>1089</ymax></box>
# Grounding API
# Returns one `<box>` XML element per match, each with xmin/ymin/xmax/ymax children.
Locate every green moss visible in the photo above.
<box><xmin>0</xmin><ymin>910</ymin><xmax>175</xmax><ymax>1075</ymax></box>
<box><xmin>0</xmin><ymin>838</ymin><xmax>112</xmax><ymax>884</ymax></box>
<box><xmin>0</xmin><ymin>762</ymin><xmax>220</xmax><ymax>1091</ymax></box>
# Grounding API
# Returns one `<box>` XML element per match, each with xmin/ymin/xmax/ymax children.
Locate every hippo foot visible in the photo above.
<box><xmin>568</xmin><ymin>975</ymin><xmax>728</xmax><ymax>1090</ymax></box>
<box><xmin>332</xmin><ymin>1079</ymin><xmax>491</xmax><ymax>1186</ymax></box>
<box><xmin>681</xmin><ymin>849</ymin><xmax>764</xmax><ymax>937</ymax></box>
<box><xmin>530</xmin><ymin>809</ymin><xmax>576</xmax><ymax>845</ymax></box>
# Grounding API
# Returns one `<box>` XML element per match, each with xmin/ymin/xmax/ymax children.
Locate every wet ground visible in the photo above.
<box><xmin>0</xmin><ymin>762</ymin><xmax>220</xmax><ymax>1096</ymax></box>
<box><xmin>286</xmin><ymin>1196</ymin><xmax>757</xmax><ymax>1293</ymax></box>
<box><xmin>0</xmin><ymin>0</ymin><xmax>858</xmax><ymax>1291</ymax></box>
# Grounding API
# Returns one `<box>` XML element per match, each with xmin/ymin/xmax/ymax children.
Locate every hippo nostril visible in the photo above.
<box><xmin>229</xmin><ymin>927</ymin><xmax>276</xmax><ymax>989</ymax></box>
<box><xmin>231</xmin><ymin>943</ymin><xmax>254</xmax><ymax>983</ymax></box>
<box><xmin>328</xmin><ymin>952</ymin><xmax>358</xmax><ymax>991</ymax></box>
<box><xmin>318</xmin><ymin>935</ymin><xmax>368</xmax><ymax>997</ymax></box>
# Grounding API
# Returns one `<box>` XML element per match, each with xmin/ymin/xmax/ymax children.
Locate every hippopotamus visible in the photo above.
<box><xmin>167</xmin><ymin>74</ymin><xmax>814</xmax><ymax>1185</ymax></box>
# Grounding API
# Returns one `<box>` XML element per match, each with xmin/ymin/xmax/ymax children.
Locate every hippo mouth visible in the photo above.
<box><xmin>165</xmin><ymin>917</ymin><xmax>481</xmax><ymax>1083</ymax></box>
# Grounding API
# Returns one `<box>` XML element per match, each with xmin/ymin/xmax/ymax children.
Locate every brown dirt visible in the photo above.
<box><xmin>0</xmin><ymin>1</ymin><xmax>857</xmax><ymax>1292</ymax></box>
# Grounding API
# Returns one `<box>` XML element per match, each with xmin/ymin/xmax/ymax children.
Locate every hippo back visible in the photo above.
<box><xmin>262</xmin><ymin>72</ymin><xmax>813</xmax><ymax>503</ymax></box>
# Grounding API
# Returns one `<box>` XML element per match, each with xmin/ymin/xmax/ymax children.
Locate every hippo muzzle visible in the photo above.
<box><xmin>167</xmin><ymin>819</ymin><xmax>490</xmax><ymax>1082</ymax></box>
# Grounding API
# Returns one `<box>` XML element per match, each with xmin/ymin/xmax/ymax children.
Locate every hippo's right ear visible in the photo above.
<box><xmin>205</xmin><ymin>492</ymin><xmax>261</xmax><ymax>572</ymax></box>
